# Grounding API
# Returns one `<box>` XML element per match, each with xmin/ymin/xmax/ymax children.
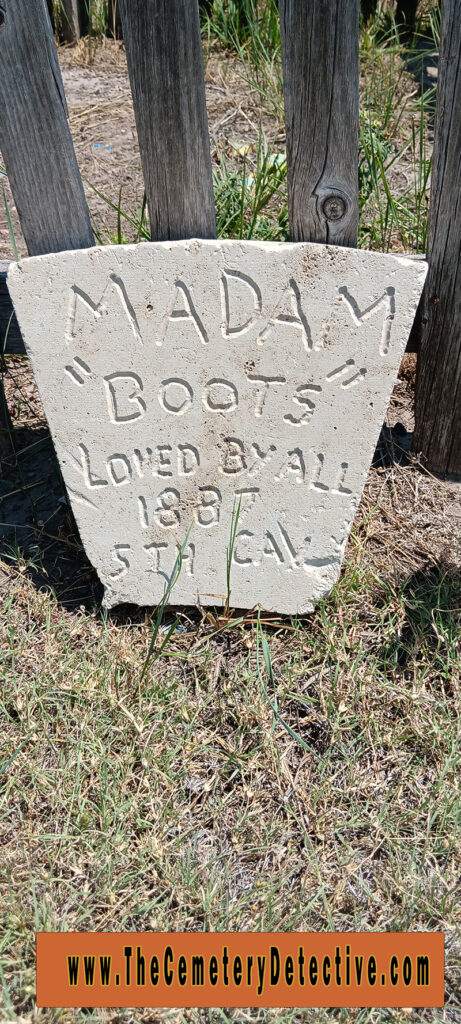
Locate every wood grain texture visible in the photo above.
<box><xmin>60</xmin><ymin>0</ymin><xmax>84</xmax><ymax>41</ymax></box>
<box><xmin>279</xmin><ymin>0</ymin><xmax>360</xmax><ymax>247</ymax></box>
<box><xmin>0</xmin><ymin>0</ymin><xmax>94</xmax><ymax>256</ymax></box>
<box><xmin>413</xmin><ymin>0</ymin><xmax>461</xmax><ymax>475</ymax></box>
<box><xmin>118</xmin><ymin>0</ymin><xmax>216</xmax><ymax>241</ymax></box>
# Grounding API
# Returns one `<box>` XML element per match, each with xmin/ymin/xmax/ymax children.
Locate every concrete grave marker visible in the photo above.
<box><xmin>8</xmin><ymin>240</ymin><xmax>427</xmax><ymax>613</ymax></box>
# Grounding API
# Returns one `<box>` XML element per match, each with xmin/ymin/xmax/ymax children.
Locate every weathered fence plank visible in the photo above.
<box><xmin>60</xmin><ymin>0</ymin><xmax>84</xmax><ymax>42</ymax></box>
<box><xmin>0</xmin><ymin>0</ymin><xmax>94</xmax><ymax>256</ymax></box>
<box><xmin>0</xmin><ymin>0</ymin><xmax>94</xmax><ymax>444</ymax></box>
<box><xmin>118</xmin><ymin>0</ymin><xmax>216</xmax><ymax>241</ymax></box>
<box><xmin>279</xmin><ymin>0</ymin><xmax>360</xmax><ymax>247</ymax></box>
<box><xmin>413</xmin><ymin>0</ymin><xmax>461</xmax><ymax>476</ymax></box>
<box><xmin>107</xmin><ymin>0</ymin><xmax>122</xmax><ymax>39</ymax></box>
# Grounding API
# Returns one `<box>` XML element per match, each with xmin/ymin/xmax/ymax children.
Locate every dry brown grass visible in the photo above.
<box><xmin>1</xmin><ymin>356</ymin><xmax>460</xmax><ymax>1023</ymax></box>
<box><xmin>1</xmin><ymin>7</ymin><xmax>460</xmax><ymax>1022</ymax></box>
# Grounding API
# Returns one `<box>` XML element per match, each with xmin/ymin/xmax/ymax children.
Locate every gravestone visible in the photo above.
<box><xmin>8</xmin><ymin>240</ymin><xmax>426</xmax><ymax>613</ymax></box>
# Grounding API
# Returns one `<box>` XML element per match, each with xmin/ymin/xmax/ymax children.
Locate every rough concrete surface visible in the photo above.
<box><xmin>7</xmin><ymin>239</ymin><xmax>427</xmax><ymax>613</ymax></box>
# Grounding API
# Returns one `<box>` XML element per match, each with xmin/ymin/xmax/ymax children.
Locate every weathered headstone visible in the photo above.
<box><xmin>8</xmin><ymin>240</ymin><xmax>426</xmax><ymax>613</ymax></box>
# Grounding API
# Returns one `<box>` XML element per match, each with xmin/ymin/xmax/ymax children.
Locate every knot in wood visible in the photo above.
<box><xmin>322</xmin><ymin>194</ymin><xmax>347</xmax><ymax>221</ymax></box>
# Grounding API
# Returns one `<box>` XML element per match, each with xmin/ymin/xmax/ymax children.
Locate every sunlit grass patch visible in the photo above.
<box><xmin>1</xmin><ymin>528</ymin><xmax>459</xmax><ymax>1020</ymax></box>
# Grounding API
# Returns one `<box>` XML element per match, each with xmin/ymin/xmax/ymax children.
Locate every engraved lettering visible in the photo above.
<box><xmin>65</xmin><ymin>285</ymin><xmax>101</xmax><ymax>346</ymax></box>
<box><xmin>107</xmin><ymin>454</ymin><xmax>132</xmax><ymax>486</ymax></box>
<box><xmin>232</xmin><ymin>522</ymin><xmax>314</xmax><ymax>571</ymax></box>
<box><xmin>145</xmin><ymin>541</ymin><xmax>195</xmax><ymax>577</ymax></box>
<box><xmin>109</xmin><ymin>544</ymin><xmax>131</xmax><ymax>580</ymax></box>
<box><xmin>257</xmin><ymin>279</ymin><xmax>312</xmax><ymax>352</ymax></box>
<box><xmin>246</xmin><ymin>374</ymin><xmax>286</xmax><ymax>417</ymax></box>
<box><xmin>310</xmin><ymin>454</ymin><xmax>351</xmax><ymax>494</ymax></box>
<box><xmin>65</xmin><ymin>356</ymin><xmax>92</xmax><ymax>387</ymax></box>
<box><xmin>182</xmin><ymin>543</ymin><xmax>196</xmax><ymax>576</ymax></box>
<box><xmin>203</xmin><ymin>379</ymin><xmax>238</xmax><ymax>412</ymax></box>
<box><xmin>220</xmin><ymin>438</ymin><xmax>247</xmax><ymax>475</ymax></box>
<box><xmin>178</xmin><ymin>445</ymin><xmax>200</xmax><ymax>476</ymax></box>
<box><xmin>161</xmin><ymin>280</ymin><xmax>209</xmax><ymax>346</ymax></box>
<box><xmin>66</xmin><ymin>486</ymin><xmax>98</xmax><ymax>510</ymax></box>
<box><xmin>284</xmin><ymin>384</ymin><xmax>321</xmax><ymax>426</ymax></box>
<box><xmin>248</xmin><ymin>442</ymin><xmax>276</xmax><ymax>478</ymax></box>
<box><xmin>138</xmin><ymin>495</ymin><xmax>149</xmax><ymax>529</ymax></box>
<box><xmin>326</xmin><ymin>359</ymin><xmax>367</xmax><ymax>388</ymax></box>
<box><xmin>69</xmin><ymin>443</ymin><xmax>108</xmax><ymax>490</ymax></box>
<box><xmin>153</xmin><ymin>445</ymin><xmax>173</xmax><ymax>477</ymax></box>
<box><xmin>326</xmin><ymin>359</ymin><xmax>355</xmax><ymax>381</ymax></box>
<box><xmin>275</xmin><ymin>448</ymin><xmax>305</xmax><ymax>483</ymax></box>
<box><xmin>338</xmin><ymin>285</ymin><xmax>396</xmax><ymax>355</ymax></box>
<box><xmin>331</xmin><ymin>462</ymin><xmax>352</xmax><ymax>495</ymax></box>
<box><xmin>196</xmin><ymin>487</ymin><xmax>222</xmax><ymax>528</ymax></box>
<box><xmin>310</xmin><ymin>453</ymin><xmax>329</xmax><ymax>492</ymax></box>
<box><xmin>234</xmin><ymin>487</ymin><xmax>259</xmax><ymax>515</ymax></box>
<box><xmin>104</xmin><ymin>372</ymin><xmax>146</xmax><ymax>423</ymax></box>
<box><xmin>220</xmin><ymin>269</ymin><xmax>262</xmax><ymax>339</ymax></box>
<box><xmin>159</xmin><ymin>378</ymin><xmax>193</xmax><ymax>415</ymax></box>
<box><xmin>263</xmin><ymin>531</ymin><xmax>284</xmax><ymax>564</ymax></box>
<box><xmin>277</xmin><ymin>522</ymin><xmax>310</xmax><ymax>568</ymax></box>
<box><xmin>342</xmin><ymin>367</ymin><xmax>367</xmax><ymax>388</ymax></box>
<box><xmin>109</xmin><ymin>274</ymin><xmax>143</xmax><ymax>345</ymax></box>
<box><xmin>154</xmin><ymin>488</ymin><xmax>180</xmax><ymax>529</ymax></box>
<box><xmin>233</xmin><ymin>530</ymin><xmax>255</xmax><ymax>565</ymax></box>
<box><xmin>66</xmin><ymin>277</ymin><xmax>142</xmax><ymax>348</ymax></box>
<box><xmin>144</xmin><ymin>542</ymin><xmax>168</xmax><ymax>571</ymax></box>
<box><xmin>133</xmin><ymin>448</ymin><xmax>150</xmax><ymax>478</ymax></box>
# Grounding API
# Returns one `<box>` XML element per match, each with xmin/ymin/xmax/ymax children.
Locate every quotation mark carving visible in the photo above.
<box><xmin>65</xmin><ymin>356</ymin><xmax>92</xmax><ymax>387</ymax></box>
<box><xmin>326</xmin><ymin>359</ymin><xmax>367</xmax><ymax>388</ymax></box>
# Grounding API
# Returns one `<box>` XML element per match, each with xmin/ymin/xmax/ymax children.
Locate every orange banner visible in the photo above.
<box><xmin>36</xmin><ymin>932</ymin><xmax>444</xmax><ymax>1008</ymax></box>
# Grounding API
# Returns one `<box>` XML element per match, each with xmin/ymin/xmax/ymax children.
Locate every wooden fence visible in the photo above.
<box><xmin>0</xmin><ymin>0</ymin><xmax>459</xmax><ymax>475</ymax></box>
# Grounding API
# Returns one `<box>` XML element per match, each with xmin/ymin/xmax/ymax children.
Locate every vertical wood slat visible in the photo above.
<box><xmin>59</xmin><ymin>0</ymin><xmax>84</xmax><ymax>41</ymax></box>
<box><xmin>118</xmin><ymin>0</ymin><xmax>216</xmax><ymax>241</ymax></box>
<box><xmin>413</xmin><ymin>0</ymin><xmax>461</xmax><ymax>476</ymax></box>
<box><xmin>0</xmin><ymin>0</ymin><xmax>93</xmax><ymax>444</ymax></box>
<box><xmin>0</xmin><ymin>0</ymin><xmax>94</xmax><ymax>256</ymax></box>
<box><xmin>279</xmin><ymin>0</ymin><xmax>360</xmax><ymax>247</ymax></box>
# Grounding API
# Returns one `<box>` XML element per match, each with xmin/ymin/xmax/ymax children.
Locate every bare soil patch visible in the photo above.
<box><xmin>0</xmin><ymin>39</ymin><xmax>281</xmax><ymax>258</ymax></box>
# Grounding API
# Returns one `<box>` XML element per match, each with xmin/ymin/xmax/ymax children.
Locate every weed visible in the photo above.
<box><xmin>140</xmin><ymin>525</ymin><xmax>193</xmax><ymax>683</ymax></box>
<box><xmin>256</xmin><ymin>609</ymin><xmax>327</xmax><ymax>761</ymax></box>
<box><xmin>202</xmin><ymin>0</ymin><xmax>280</xmax><ymax>56</ymax></box>
<box><xmin>214</xmin><ymin>133</ymin><xmax>288</xmax><ymax>240</ymax></box>
<box><xmin>87</xmin><ymin>181</ymin><xmax>150</xmax><ymax>245</ymax></box>
<box><xmin>225</xmin><ymin>496</ymin><xmax>241</xmax><ymax>613</ymax></box>
<box><xmin>358</xmin><ymin>10</ymin><xmax>434</xmax><ymax>252</ymax></box>
<box><xmin>2</xmin><ymin>187</ymin><xmax>18</xmax><ymax>263</ymax></box>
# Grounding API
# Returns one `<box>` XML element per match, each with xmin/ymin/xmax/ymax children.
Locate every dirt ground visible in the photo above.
<box><xmin>0</xmin><ymin>39</ymin><xmax>281</xmax><ymax>259</ymax></box>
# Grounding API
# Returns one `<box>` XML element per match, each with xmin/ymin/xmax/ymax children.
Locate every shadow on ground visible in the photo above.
<box><xmin>0</xmin><ymin>425</ymin><xmax>101</xmax><ymax>610</ymax></box>
<box><xmin>405</xmin><ymin>32</ymin><xmax>439</xmax><ymax>123</ymax></box>
<box><xmin>378</xmin><ymin>563</ymin><xmax>461</xmax><ymax>676</ymax></box>
<box><xmin>0</xmin><ymin>415</ymin><xmax>449</xmax><ymax>618</ymax></box>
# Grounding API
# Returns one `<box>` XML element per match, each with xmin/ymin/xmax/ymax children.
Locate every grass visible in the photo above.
<box><xmin>0</xmin><ymin>532</ymin><xmax>460</xmax><ymax>1022</ymax></box>
<box><xmin>85</xmin><ymin>3</ymin><xmax>435</xmax><ymax>255</ymax></box>
<box><xmin>1</xmin><ymin>2</ymin><xmax>460</xmax><ymax>1022</ymax></box>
